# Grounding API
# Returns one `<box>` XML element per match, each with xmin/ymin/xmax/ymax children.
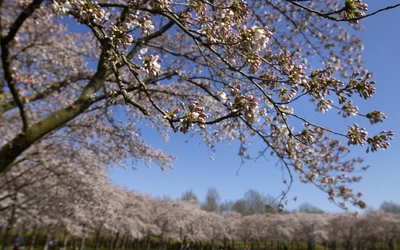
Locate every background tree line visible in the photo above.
<box><xmin>2</xmin><ymin>161</ymin><xmax>400</xmax><ymax>250</ymax></box>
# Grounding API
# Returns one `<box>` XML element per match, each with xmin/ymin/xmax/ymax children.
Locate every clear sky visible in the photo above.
<box><xmin>110</xmin><ymin>2</ymin><xmax>400</xmax><ymax>212</ymax></box>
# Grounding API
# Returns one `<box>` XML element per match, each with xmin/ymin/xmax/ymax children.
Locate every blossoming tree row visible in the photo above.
<box><xmin>1</xmin><ymin>161</ymin><xmax>400</xmax><ymax>250</ymax></box>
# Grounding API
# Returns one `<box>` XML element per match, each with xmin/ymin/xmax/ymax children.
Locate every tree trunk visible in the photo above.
<box><xmin>158</xmin><ymin>236</ymin><xmax>163</xmax><ymax>250</ymax></box>
<box><xmin>122</xmin><ymin>235</ymin><xmax>128</xmax><ymax>250</ymax></box>
<box><xmin>80</xmin><ymin>232</ymin><xmax>86</xmax><ymax>250</ymax></box>
<box><xmin>29</xmin><ymin>226</ymin><xmax>38</xmax><ymax>250</ymax></box>
<box><xmin>146</xmin><ymin>232</ymin><xmax>151</xmax><ymax>250</ymax></box>
<box><xmin>0</xmin><ymin>227</ymin><xmax>3</xmax><ymax>248</ymax></box>
<box><xmin>135</xmin><ymin>238</ymin><xmax>139</xmax><ymax>250</ymax></box>
<box><xmin>108</xmin><ymin>235</ymin><xmax>114</xmax><ymax>250</ymax></box>
<box><xmin>1</xmin><ymin>196</ymin><xmax>17</xmax><ymax>250</ymax></box>
<box><xmin>71</xmin><ymin>236</ymin><xmax>76</xmax><ymax>250</ymax></box>
<box><xmin>331</xmin><ymin>241</ymin><xmax>337</xmax><ymax>250</ymax></box>
<box><xmin>388</xmin><ymin>239</ymin><xmax>394</xmax><ymax>250</ymax></box>
<box><xmin>118</xmin><ymin>235</ymin><xmax>126</xmax><ymax>250</ymax></box>
<box><xmin>43</xmin><ymin>234</ymin><xmax>51</xmax><ymax>250</ymax></box>
<box><xmin>63</xmin><ymin>229</ymin><xmax>69</xmax><ymax>250</ymax></box>
<box><xmin>307</xmin><ymin>241</ymin><xmax>314</xmax><ymax>250</ymax></box>
<box><xmin>94</xmin><ymin>228</ymin><xmax>101</xmax><ymax>250</ymax></box>
<box><xmin>113</xmin><ymin>232</ymin><xmax>120</xmax><ymax>250</ymax></box>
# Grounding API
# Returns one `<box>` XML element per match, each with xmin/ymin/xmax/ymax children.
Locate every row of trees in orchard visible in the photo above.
<box><xmin>2</xmin><ymin>158</ymin><xmax>400</xmax><ymax>250</ymax></box>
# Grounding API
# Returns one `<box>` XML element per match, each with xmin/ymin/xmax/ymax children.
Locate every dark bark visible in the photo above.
<box><xmin>43</xmin><ymin>233</ymin><xmax>50</xmax><ymax>250</ymax></box>
<box><xmin>1</xmin><ymin>193</ymin><xmax>17</xmax><ymax>250</ymax></box>
<box><xmin>62</xmin><ymin>229</ymin><xmax>68</xmax><ymax>249</ymax></box>
<box><xmin>108</xmin><ymin>235</ymin><xmax>114</xmax><ymax>250</ymax></box>
<box><xmin>71</xmin><ymin>236</ymin><xmax>76</xmax><ymax>250</ymax></box>
<box><xmin>307</xmin><ymin>240</ymin><xmax>314</xmax><ymax>250</ymax></box>
<box><xmin>29</xmin><ymin>230</ymin><xmax>38</xmax><ymax>250</ymax></box>
<box><xmin>146</xmin><ymin>232</ymin><xmax>151</xmax><ymax>250</ymax></box>
<box><xmin>388</xmin><ymin>239</ymin><xmax>395</xmax><ymax>250</ymax></box>
<box><xmin>80</xmin><ymin>231</ymin><xmax>86</xmax><ymax>250</ymax></box>
<box><xmin>113</xmin><ymin>232</ymin><xmax>120</xmax><ymax>250</ymax></box>
<box><xmin>135</xmin><ymin>238</ymin><xmax>139</xmax><ymax>250</ymax></box>
<box><xmin>94</xmin><ymin>228</ymin><xmax>102</xmax><ymax>250</ymax></box>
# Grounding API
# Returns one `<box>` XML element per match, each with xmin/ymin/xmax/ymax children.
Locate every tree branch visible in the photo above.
<box><xmin>0</xmin><ymin>74</ymin><xmax>92</xmax><ymax>116</ymax></box>
<box><xmin>1</xmin><ymin>0</ymin><xmax>44</xmax><ymax>44</ymax></box>
<box><xmin>0</xmin><ymin>0</ymin><xmax>44</xmax><ymax>131</ymax></box>
<box><xmin>288</xmin><ymin>1</ymin><xmax>400</xmax><ymax>23</ymax></box>
<box><xmin>0</xmin><ymin>53</ymin><xmax>111</xmax><ymax>174</ymax></box>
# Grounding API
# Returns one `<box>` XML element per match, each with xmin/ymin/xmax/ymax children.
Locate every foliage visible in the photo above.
<box><xmin>0</xmin><ymin>0</ymin><xmax>398</xmax><ymax>209</ymax></box>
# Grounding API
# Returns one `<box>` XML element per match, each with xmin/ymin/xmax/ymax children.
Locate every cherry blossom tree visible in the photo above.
<box><xmin>0</xmin><ymin>140</ymin><xmax>111</xmax><ymax>250</ymax></box>
<box><xmin>202</xmin><ymin>212</ymin><xmax>225</xmax><ymax>250</ymax></box>
<box><xmin>323</xmin><ymin>213</ymin><xmax>343</xmax><ymax>250</ymax></box>
<box><xmin>220</xmin><ymin>211</ymin><xmax>241</xmax><ymax>249</ymax></box>
<box><xmin>294</xmin><ymin>213</ymin><xmax>328</xmax><ymax>250</ymax></box>
<box><xmin>364</xmin><ymin>211</ymin><xmax>400</xmax><ymax>250</ymax></box>
<box><xmin>1</xmin><ymin>0</ymin><xmax>399</xmax><ymax>209</ymax></box>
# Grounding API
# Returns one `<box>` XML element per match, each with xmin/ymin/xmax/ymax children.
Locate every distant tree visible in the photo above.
<box><xmin>155</xmin><ymin>195</ymin><xmax>174</xmax><ymax>202</ymax></box>
<box><xmin>243</xmin><ymin>189</ymin><xmax>266</xmax><ymax>215</ymax></box>
<box><xmin>263</xmin><ymin>194</ymin><xmax>281</xmax><ymax>214</ymax></box>
<box><xmin>380</xmin><ymin>201</ymin><xmax>400</xmax><ymax>213</ymax></box>
<box><xmin>231</xmin><ymin>191</ymin><xmax>279</xmax><ymax>215</ymax></box>
<box><xmin>298</xmin><ymin>203</ymin><xmax>325</xmax><ymax>214</ymax></box>
<box><xmin>232</xmin><ymin>199</ymin><xmax>247</xmax><ymax>216</ymax></box>
<box><xmin>180</xmin><ymin>189</ymin><xmax>199</xmax><ymax>203</ymax></box>
<box><xmin>203</xmin><ymin>187</ymin><xmax>221</xmax><ymax>212</ymax></box>
<box><xmin>219</xmin><ymin>200</ymin><xmax>235</xmax><ymax>212</ymax></box>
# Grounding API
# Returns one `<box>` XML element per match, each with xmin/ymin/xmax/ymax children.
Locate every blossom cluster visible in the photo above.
<box><xmin>240</xmin><ymin>26</ymin><xmax>272</xmax><ymax>53</ymax></box>
<box><xmin>239</xmin><ymin>26</ymin><xmax>273</xmax><ymax>72</ymax></box>
<box><xmin>366</xmin><ymin>130</ymin><xmax>394</xmax><ymax>153</ymax></box>
<box><xmin>139</xmin><ymin>48</ymin><xmax>162</xmax><ymax>76</ymax></box>
<box><xmin>348</xmin><ymin>123</ymin><xmax>368</xmax><ymax>146</ymax></box>
<box><xmin>52</xmin><ymin>0</ymin><xmax>109</xmax><ymax>24</ymax></box>
<box><xmin>194</xmin><ymin>0</ymin><xmax>251</xmax><ymax>45</ymax></box>
<box><xmin>344</xmin><ymin>0</ymin><xmax>369</xmax><ymax>23</ymax></box>
<box><xmin>166</xmin><ymin>101</ymin><xmax>208</xmax><ymax>134</ymax></box>
<box><xmin>219</xmin><ymin>83</ymin><xmax>260</xmax><ymax>124</ymax></box>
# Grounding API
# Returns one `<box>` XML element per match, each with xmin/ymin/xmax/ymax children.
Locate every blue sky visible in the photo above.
<box><xmin>110</xmin><ymin>2</ymin><xmax>400</xmax><ymax>212</ymax></box>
